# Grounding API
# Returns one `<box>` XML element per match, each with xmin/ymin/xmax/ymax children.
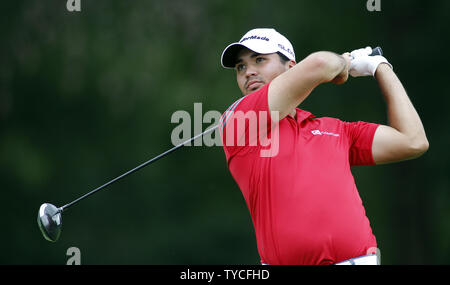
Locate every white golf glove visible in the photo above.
<box><xmin>349</xmin><ymin>46</ymin><xmax>392</xmax><ymax>77</ymax></box>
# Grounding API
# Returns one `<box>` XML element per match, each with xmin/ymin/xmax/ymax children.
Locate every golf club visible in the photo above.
<box><xmin>370</xmin><ymin>47</ymin><xmax>382</xmax><ymax>56</ymax></box>
<box><xmin>37</xmin><ymin>125</ymin><xmax>218</xmax><ymax>242</ymax></box>
<box><xmin>37</xmin><ymin>46</ymin><xmax>384</xmax><ymax>243</ymax></box>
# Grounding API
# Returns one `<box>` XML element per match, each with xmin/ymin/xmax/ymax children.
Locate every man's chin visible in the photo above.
<box><xmin>245</xmin><ymin>85</ymin><xmax>263</xmax><ymax>95</ymax></box>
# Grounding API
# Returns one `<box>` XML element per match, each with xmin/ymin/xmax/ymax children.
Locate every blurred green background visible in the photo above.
<box><xmin>1</xmin><ymin>0</ymin><xmax>449</xmax><ymax>265</ymax></box>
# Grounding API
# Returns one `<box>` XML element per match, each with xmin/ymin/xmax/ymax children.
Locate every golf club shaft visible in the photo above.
<box><xmin>58</xmin><ymin>125</ymin><xmax>219</xmax><ymax>213</ymax></box>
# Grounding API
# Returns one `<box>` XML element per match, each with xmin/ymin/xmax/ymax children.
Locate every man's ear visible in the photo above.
<box><xmin>288</xmin><ymin>60</ymin><xmax>297</xmax><ymax>69</ymax></box>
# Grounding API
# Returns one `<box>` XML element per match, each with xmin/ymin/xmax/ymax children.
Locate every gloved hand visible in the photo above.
<box><xmin>349</xmin><ymin>46</ymin><xmax>392</xmax><ymax>77</ymax></box>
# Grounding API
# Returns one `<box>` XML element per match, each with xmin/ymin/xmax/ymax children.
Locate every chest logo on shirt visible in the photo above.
<box><xmin>311</xmin><ymin>130</ymin><xmax>340</xmax><ymax>137</ymax></box>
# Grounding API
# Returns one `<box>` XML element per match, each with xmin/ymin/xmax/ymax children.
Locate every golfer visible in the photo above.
<box><xmin>218</xmin><ymin>28</ymin><xmax>428</xmax><ymax>265</ymax></box>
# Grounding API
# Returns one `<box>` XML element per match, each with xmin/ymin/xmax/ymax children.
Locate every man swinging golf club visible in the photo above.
<box><xmin>219</xmin><ymin>28</ymin><xmax>429</xmax><ymax>265</ymax></box>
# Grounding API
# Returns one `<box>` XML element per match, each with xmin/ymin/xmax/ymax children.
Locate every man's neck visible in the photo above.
<box><xmin>288</xmin><ymin>109</ymin><xmax>296</xmax><ymax>119</ymax></box>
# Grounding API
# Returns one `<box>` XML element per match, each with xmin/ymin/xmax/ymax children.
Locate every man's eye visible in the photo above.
<box><xmin>236</xmin><ymin>64</ymin><xmax>245</xmax><ymax>72</ymax></box>
<box><xmin>256</xmin><ymin>57</ymin><xmax>265</xmax><ymax>63</ymax></box>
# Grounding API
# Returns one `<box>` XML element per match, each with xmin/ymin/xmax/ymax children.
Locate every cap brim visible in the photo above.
<box><xmin>221</xmin><ymin>43</ymin><xmax>247</xmax><ymax>69</ymax></box>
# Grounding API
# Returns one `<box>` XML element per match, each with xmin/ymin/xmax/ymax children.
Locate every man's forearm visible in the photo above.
<box><xmin>311</xmin><ymin>51</ymin><xmax>349</xmax><ymax>83</ymax></box>
<box><xmin>375</xmin><ymin>64</ymin><xmax>429</xmax><ymax>148</ymax></box>
<box><xmin>268</xmin><ymin>51</ymin><xmax>350</xmax><ymax>121</ymax></box>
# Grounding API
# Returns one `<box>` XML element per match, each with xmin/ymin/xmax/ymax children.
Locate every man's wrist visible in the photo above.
<box><xmin>374</xmin><ymin>63</ymin><xmax>393</xmax><ymax>79</ymax></box>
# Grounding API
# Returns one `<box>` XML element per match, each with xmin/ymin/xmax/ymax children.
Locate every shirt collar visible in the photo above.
<box><xmin>287</xmin><ymin>108</ymin><xmax>315</xmax><ymax>123</ymax></box>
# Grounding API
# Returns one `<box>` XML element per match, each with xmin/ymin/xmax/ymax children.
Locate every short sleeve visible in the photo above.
<box><xmin>219</xmin><ymin>82</ymin><xmax>273</xmax><ymax>165</ymax></box>
<box><xmin>343</xmin><ymin>121</ymin><xmax>380</xmax><ymax>166</ymax></box>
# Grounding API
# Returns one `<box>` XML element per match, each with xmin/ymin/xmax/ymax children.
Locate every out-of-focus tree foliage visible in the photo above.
<box><xmin>0</xmin><ymin>0</ymin><xmax>448</xmax><ymax>264</ymax></box>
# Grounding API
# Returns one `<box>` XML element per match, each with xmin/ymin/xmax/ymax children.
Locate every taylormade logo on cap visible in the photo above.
<box><xmin>240</xmin><ymin>35</ymin><xmax>270</xmax><ymax>43</ymax></box>
<box><xmin>221</xmin><ymin>28</ymin><xmax>296</xmax><ymax>69</ymax></box>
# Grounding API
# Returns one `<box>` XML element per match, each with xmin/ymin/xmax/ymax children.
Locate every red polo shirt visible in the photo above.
<box><xmin>219</xmin><ymin>82</ymin><xmax>379</xmax><ymax>265</ymax></box>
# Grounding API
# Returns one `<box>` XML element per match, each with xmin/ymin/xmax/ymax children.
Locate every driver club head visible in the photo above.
<box><xmin>37</xmin><ymin>203</ymin><xmax>62</xmax><ymax>242</ymax></box>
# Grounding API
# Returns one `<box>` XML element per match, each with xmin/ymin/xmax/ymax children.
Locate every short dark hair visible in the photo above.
<box><xmin>276</xmin><ymin>52</ymin><xmax>290</xmax><ymax>64</ymax></box>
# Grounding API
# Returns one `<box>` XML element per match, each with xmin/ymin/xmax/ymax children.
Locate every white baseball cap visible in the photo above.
<box><xmin>221</xmin><ymin>28</ymin><xmax>296</xmax><ymax>69</ymax></box>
